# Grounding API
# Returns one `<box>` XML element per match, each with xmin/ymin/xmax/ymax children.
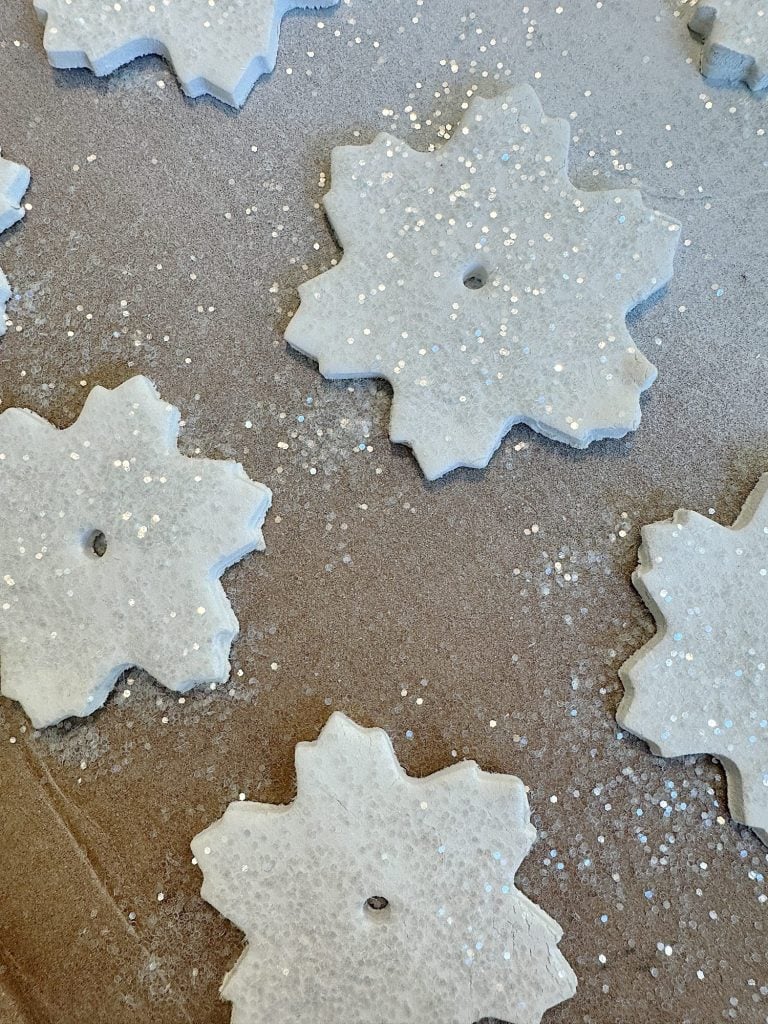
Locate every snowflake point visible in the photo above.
<box><xmin>0</xmin><ymin>150</ymin><xmax>31</xmax><ymax>338</ymax></box>
<box><xmin>689</xmin><ymin>1</ymin><xmax>768</xmax><ymax>90</ymax></box>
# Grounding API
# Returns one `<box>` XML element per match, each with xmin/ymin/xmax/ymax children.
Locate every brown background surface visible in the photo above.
<box><xmin>0</xmin><ymin>0</ymin><xmax>767</xmax><ymax>1021</ymax></box>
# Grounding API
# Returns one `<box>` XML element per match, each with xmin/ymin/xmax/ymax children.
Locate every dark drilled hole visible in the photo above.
<box><xmin>365</xmin><ymin>896</ymin><xmax>389</xmax><ymax>912</ymax></box>
<box><xmin>463</xmin><ymin>263</ymin><xmax>488</xmax><ymax>290</ymax></box>
<box><xmin>88</xmin><ymin>530</ymin><xmax>107</xmax><ymax>558</ymax></box>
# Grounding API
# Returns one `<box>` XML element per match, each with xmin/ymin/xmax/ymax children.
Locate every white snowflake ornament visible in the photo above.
<box><xmin>0</xmin><ymin>152</ymin><xmax>31</xmax><ymax>338</ymax></box>
<box><xmin>618</xmin><ymin>475</ymin><xmax>768</xmax><ymax>845</ymax></box>
<box><xmin>285</xmin><ymin>85</ymin><xmax>681</xmax><ymax>480</ymax></box>
<box><xmin>689</xmin><ymin>2</ymin><xmax>768</xmax><ymax>90</ymax></box>
<box><xmin>33</xmin><ymin>0</ymin><xmax>339</xmax><ymax>107</ymax></box>
<box><xmin>0</xmin><ymin>376</ymin><xmax>271</xmax><ymax>728</ymax></box>
<box><xmin>192</xmin><ymin>712</ymin><xmax>577</xmax><ymax>1024</ymax></box>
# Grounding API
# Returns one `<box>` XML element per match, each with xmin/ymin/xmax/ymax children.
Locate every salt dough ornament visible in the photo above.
<box><xmin>192</xmin><ymin>712</ymin><xmax>577</xmax><ymax>1024</ymax></box>
<box><xmin>0</xmin><ymin>152</ymin><xmax>31</xmax><ymax>338</ymax></box>
<box><xmin>618</xmin><ymin>475</ymin><xmax>768</xmax><ymax>845</ymax></box>
<box><xmin>33</xmin><ymin>0</ymin><xmax>338</xmax><ymax>107</ymax></box>
<box><xmin>689</xmin><ymin>2</ymin><xmax>768</xmax><ymax>90</ymax></box>
<box><xmin>0</xmin><ymin>376</ymin><xmax>271</xmax><ymax>728</ymax></box>
<box><xmin>285</xmin><ymin>85</ymin><xmax>681</xmax><ymax>480</ymax></box>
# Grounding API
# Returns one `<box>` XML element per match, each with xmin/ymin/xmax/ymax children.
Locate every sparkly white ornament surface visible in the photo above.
<box><xmin>0</xmin><ymin>152</ymin><xmax>30</xmax><ymax>338</ymax></box>
<box><xmin>286</xmin><ymin>85</ymin><xmax>680</xmax><ymax>480</ymax></box>
<box><xmin>689</xmin><ymin>1</ymin><xmax>768</xmax><ymax>90</ymax></box>
<box><xmin>618</xmin><ymin>475</ymin><xmax>768</xmax><ymax>845</ymax></box>
<box><xmin>0</xmin><ymin>376</ymin><xmax>271</xmax><ymax>728</ymax></box>
<box><xmin>33</xmin><ymin>0</ymin><xmax>339</xmax><ymax>107</ymax></box>
<box><xmin>192</xmin><ymin>712</ymin><xmax>577</xmax><ymax>1024</ymax></box>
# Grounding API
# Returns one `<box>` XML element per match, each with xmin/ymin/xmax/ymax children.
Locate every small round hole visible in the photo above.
<box><xmin>365</xmin><ymin>896</ymin><xmax>389</xmax><ymax>912</ymax></box>
<box><xmin>462</xmin><ymin>264</ymin><xmax>488</xmax><ymax>290</ymax></box>
<box><xmin>88</xmin><ymin>530</ymin><xmax>107</xmax><ymax>558</ymax></box>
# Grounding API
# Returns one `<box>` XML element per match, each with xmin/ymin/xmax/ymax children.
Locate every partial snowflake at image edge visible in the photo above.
<box><xmin>618</xmin><ymin>474</ymin><xmax>768</xmax><ymax>845</ymax></box>
<box><xmin>193</xmin><ymin>712</ymin><xmax>577</xmax><ymax>1024</ymax></box>
<box><xmin>0</xmin><ymin>376</ymin><xmax>271</xmax><ymax>728</ymax></box>
<box><xmin>0</xmin><ymin>151</ymin><xmax>31</xmax><ymax>338</ymax></box>
<box><xmin>33</xmin><ymin>0</ymin><xmax>340</xmax><ymax>107</ymax></box>
<box><xmin>286</xmin><ymin>84</ymin><xmax>681</xmax><ymax>480</ymax></box>
<box><xmin>689</xmin><ymin>1</ymin><xmax>768</xmax><ymax>90</ymax></box>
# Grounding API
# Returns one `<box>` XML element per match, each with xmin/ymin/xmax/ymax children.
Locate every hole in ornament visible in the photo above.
<box><xmin>88</xmin><ymin>530</ymin><xmax>107</xmax><ymax>558</ymax></box>
<box><xmin>462</xmin><ymin>263</ymin><xmax>488</xmax><ymax>290</ymax></box>
<box><xmin>365</xmin><ymin>896</ymin><xmax>389</xmax><ymax>912</ymax></box>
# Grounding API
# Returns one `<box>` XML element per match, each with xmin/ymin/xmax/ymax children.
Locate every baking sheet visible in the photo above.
<box><xmin>0</xmin><ymin>0</ymin><xmax>766</xmax><ymax>1020</ymax></box>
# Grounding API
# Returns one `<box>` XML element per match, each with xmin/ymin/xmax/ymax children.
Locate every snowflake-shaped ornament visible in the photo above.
<box><xmin>192</xmin><ymin>712</ymin><xmax>577</xmax><ymax>1023</ymax></box>
<box><xmin>0</xmin><ymin>152</ymin><xmax>31</xmax><ymax>338</ymax></box>
<box><xmin>33</xmin><ymin>0</ymin><xmax>338</xmax><ymax>107</ymax></box>
<box><xmin>689</xmin><ymin>2</ymin><xmax>768</xmax><ymax>90</ymax></box>
<box><xmin>0</xmin><ymin>376</ymin><xmax>271</xmax><ymax>728</ymax></box>
<box><xmin>285</xmin><ymin>85</ymin><xmax>681</xmax><ymax>480</ymax></box>
<box><xmin>618</xmin><ymin>475</ymin><xmax>768</xmax><ymax>844</ymax></box>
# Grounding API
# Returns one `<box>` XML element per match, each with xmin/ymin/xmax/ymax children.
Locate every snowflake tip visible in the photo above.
<box><xmin>0</xmin><ymin>153</ymin><xmax>30</xmax><ymax>233</ymax></box>
<box><xmin>689</xmin><ymin>2</ymin><xmax>768</xmax><ymax>90</ymax></box>
<box><xmin>0</xmin><ymin>150</ymin><xmax>30</xmax><ymax>338</ymax></box>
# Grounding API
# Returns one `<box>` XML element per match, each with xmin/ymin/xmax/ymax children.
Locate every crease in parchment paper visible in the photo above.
<box><xmin>0</xmin><ymin>739</ymin><xmax>194</xmax><ymax>1024</ymax></box>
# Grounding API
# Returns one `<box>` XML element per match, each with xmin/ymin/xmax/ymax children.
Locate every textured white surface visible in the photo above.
<box><xmin>193</xmin><ymin>712</ymin><xmax>577</xmax><ymax>1024</ymax></box>
<box><xmin>618</xmin><ymin>475</ymin><xmax>768</xmax><ymax>845</ymax></box>
<box><xmin>689</xmin><ymin>1</ymin><xmax>768</xmax><ymax>89</ymax></box>
<box><xmin>286</xmin><ymin>85</ymin><xmax>680</xmax><ymax>480</ymax></box>
<box><xmin>0</xmin><ymin>151</ymin><xmax>30</xmax><ymax>338</ymax></box>
<box><xmin>0</xmin><ymin>376</ymin><xmax>271</xmax><ymax>728</ymax></box>
<box><xmin>33</xmin><ymin>0</ymin><xmax>339</xmax><ymax>107</ymax></box>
